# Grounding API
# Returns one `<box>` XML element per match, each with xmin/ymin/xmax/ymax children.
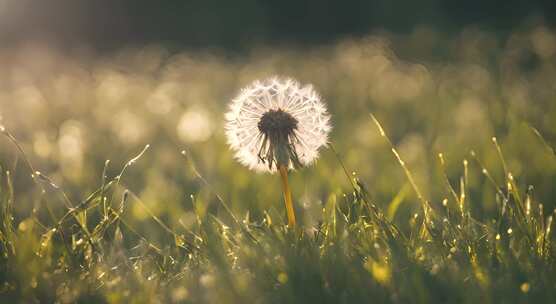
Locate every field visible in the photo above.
<box><xmin>1</xmin><ymin>25</ymin><xmax>556</xmax><ymax>303</ymax></box>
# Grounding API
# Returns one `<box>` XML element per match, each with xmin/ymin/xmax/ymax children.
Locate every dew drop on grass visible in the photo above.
<box><xmin>200</xmin><ymin>274</ymin><xmax>215</xmax><ymax>287</ymax></box>
<box><xmin>520</xmin><ymin>282</ymin><xmax>530</xmax><ymax>293</ymax></box>
<box><xmin>277</xmin><ymin>273</ymin><xmax>288</xmax><ymax>284</ymax></box>
<box><xmin>30</xmin><ymin>277</ymin><xmax>37</xmax><ymax>289</ymax></box>
<box><xmin>430</xmin><ymin>264</ymin><xmax>440</xmax><ymax>275</ymax></box>
<box><xmin>171</xmin><ymin>287</ymin><xmax>189</xmax><ymax>302</ymax></box>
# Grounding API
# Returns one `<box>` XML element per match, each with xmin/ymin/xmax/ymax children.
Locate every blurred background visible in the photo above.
<box><xmin>1</xmin><ymin>0</ymin><xmax>555</xmax><ymax>238</ymax></box>
<box><xmin>1</xmin><ymin>0</ymin><xmax>556</xmax><ymax>50</ymax></box>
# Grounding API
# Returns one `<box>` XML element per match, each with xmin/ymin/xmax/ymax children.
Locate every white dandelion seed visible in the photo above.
<box><xmin>225</xmin><ymin>77</ymin><xmax>331</xmax><ymax>173</ymax></box>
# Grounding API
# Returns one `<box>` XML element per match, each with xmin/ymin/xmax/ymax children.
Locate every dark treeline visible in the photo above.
<box><xmin>0</xmin><ymin>0</ymin><xmax>555</xmax><ymax>51</ymax></box>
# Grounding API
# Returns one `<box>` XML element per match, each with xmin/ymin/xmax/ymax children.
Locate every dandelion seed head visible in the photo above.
<box><xmin>225</xmin><ymin>77</ymin><xmax>331</xmax><ymax>173</ymax></box>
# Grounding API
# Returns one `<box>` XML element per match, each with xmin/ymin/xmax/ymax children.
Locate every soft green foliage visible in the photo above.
<box><xmin>1</xmin><ymin>121</ymin><xmax>555</xmax><ymax>303</ymax></box>
<box><xmin>1</xmin><ymin>25</ymin><xmax>556</xmax><ymax>303</ymax></box>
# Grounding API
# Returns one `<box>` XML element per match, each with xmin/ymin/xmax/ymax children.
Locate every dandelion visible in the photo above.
<box><xmin>225</xmin><ymin>77</ymin><xmax>331</xmax><ymax>226</ymax></box>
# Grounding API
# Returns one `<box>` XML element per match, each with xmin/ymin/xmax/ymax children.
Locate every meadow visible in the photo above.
<box><xmin>1</xmin><ymin>25</ymin><xmax>556</xmax><ymax>303</ymax></box>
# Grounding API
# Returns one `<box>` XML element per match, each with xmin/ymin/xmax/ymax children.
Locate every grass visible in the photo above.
<box><xmin>1</xmin><ymin>25</ymin><xmax>556</xmax><ymax>303</ymax></box>
<box><xmin>1</xmin><ymin>112</ymin><xmax>555</xmax><ymax>303</ymax></box>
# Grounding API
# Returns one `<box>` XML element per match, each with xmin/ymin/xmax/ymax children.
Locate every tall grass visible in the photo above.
<box><xmin>1</xmin><ymin>112</ymin><xmax>555</xmax><ymax>303</ymax></box>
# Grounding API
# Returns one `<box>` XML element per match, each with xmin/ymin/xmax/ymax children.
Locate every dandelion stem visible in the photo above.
<box><xmin>279</xmin><ymin>165</ymin><xmax>296</xmax><ymax>227</ymax></box>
